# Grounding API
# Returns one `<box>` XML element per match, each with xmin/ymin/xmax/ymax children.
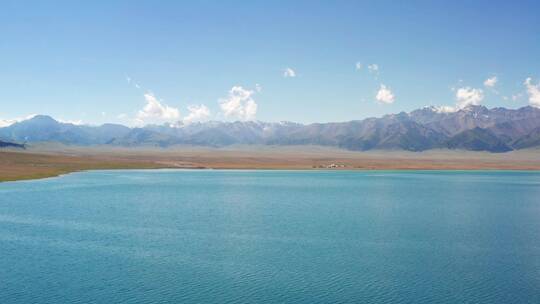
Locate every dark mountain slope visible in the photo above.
<box><xmin>0</xmin><ymin>140</ymin><xmax>25</xmax><ymax>149</ymax></box>
<box><xmin>446</xmin><ymin>127</ymin><xmax>512</xmax><ymax>152</ymax></box>
<box><xmin>511</xmin><ymin>127</ymin><xmax>540</xmax><ymax>149</ymax></box>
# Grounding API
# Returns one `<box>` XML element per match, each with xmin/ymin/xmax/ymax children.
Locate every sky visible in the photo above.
<box><xmin>1</xmin><ymin>0</ymin><xmax>540</xmax><ymax>126</ymax></box>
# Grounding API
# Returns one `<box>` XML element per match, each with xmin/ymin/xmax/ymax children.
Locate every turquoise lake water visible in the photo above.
<box><xmin>1</xmin><ymin>170</ymin><xmax>540</xmax><ymax>303</ymax></box>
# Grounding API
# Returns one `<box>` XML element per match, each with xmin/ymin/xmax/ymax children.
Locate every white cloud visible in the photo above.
<box><xmin>433</xmin><ymin>86</ymin><xmax>485</xmax><ymax>113</ymax></box>
<box><xmin>183</xmin><ymin>104</ymin><xmax>211</xmax><ymax>124</ymax></box>
<box><xmin>524</xmin><ymin>77</ymin><xmax>540</xmax><ymax>108</ymax></box>
<box><xmin>117</xmin><ymin>113</ymin><xmax>128</xmax><ymax>119</ymax></box>
<box><xmin>512</xmin><ymin>93</ymin><xmax>523</xmax><ymax>101</ymax></box>
<box><xmin>126</xmin><ymin>76</ymin><xmax>131</xmax><ymax>84</ymax></box>
<box><xmin>456</xmin><ymin>87</ymin><xmax>484</xmax><ymax>109</ymax></box>
<box><xmin>58</xmin><ymin>119</ymin><xmax>83</xmax><ymax>125</ymax></box>
<box><xmin>368</xmin><ymin>64</ymin><xmax>379</xmax><ymax>74</ymax></box>
<box><xmin>375</xmin><ymin>84</ymin><xmax>395</xmax><ymax>104</ymax></box>
<box><xmin>0</xmin><ymin>114</ymin><xmax>37</xmax><ymax>127</ymax></box>
<box><xmin>434</xmin><ymin>105</ymin><xmax>457</xmax><ymax>113</ymax></box>
<box><xmin>134</xmin><ymin>83</ymin><xmax>141</xmax><ymax>89</ymax></box>
<box><xmin>483</xmin><ymin>76</ymin><xmax>497</xmax><ymax>87</ymax></box>
<box><xmin>355</xmin><ymin>62</ymin><xmax>362</xmax><ymax>70</ymax></box>
<box><xmin>255</xmin><ymin>83</ymin><xmax>262</xmax><ymax>92</ymax></box>
<box><xmin>219</xmin><ymin>86</ymin><xmax>258</xmax><ymax>120</ymax></box>
<box><xmin>0</xmin><ymin>119</ymin><xmax>16</xmax><ymax>127</ymax></box>
<box><xmin>136</xmin><ymin>93</ymin><xmax>180</xmax><ymax>124</ymax></box>
<box><xmin>283</xmin><ymin>67</ymin><xmax>296</xmax><ymax>78</ymax></box>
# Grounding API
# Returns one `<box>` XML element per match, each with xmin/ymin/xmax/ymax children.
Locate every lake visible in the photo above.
<box><xmin>1</xmin><ymin>170</ymin><xmax>539</xmax><ymax>303</ymax></box>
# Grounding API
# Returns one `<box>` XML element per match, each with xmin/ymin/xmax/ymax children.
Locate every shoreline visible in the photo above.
<box><xmin>4</xmin><ymin>167</ymin><xmax>540</xmax><ymax>184</ymax></box>
<box><xmin>2</xmin><ymin>148</ymin><xmax>540</xmax><ymax>182</ymax></box>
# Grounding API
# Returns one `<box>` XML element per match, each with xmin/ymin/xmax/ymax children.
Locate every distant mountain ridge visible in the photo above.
<box><xmin>1</xmin><ymin>105</ymin><xmax>540</xmax><ymax>152</ymax></box>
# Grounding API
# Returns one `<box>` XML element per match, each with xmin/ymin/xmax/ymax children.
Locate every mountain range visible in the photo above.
<box><xmin>2</xmin><ymin>105</ymin><xmax>540</xmax><ymax>152</ymax></box>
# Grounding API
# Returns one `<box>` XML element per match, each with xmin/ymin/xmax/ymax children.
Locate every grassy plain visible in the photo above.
<box><xmin>1</xmin><ymin>145</ymin><xmax>539</xmax><ymax>182</ymax></box>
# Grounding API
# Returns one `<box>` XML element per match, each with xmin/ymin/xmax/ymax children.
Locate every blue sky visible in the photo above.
<box><xmin>1</xmin><ymin>0</ymin><xmax>539</xmax><ymax>126</ymax></box>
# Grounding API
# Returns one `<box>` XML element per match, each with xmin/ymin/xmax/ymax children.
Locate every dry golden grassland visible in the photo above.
<box><xmin>1</xmin><ymin>146</ymin><xmax>539</xmax><ymax>182</ymax></box>
<box><xmin>0</xmin><ymin>151</ymin><xmax>166</xmax><ymax>182</ymax></box>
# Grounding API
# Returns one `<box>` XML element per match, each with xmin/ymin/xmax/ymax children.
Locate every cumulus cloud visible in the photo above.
<box><xmin>219</xmin><ymin>86</ymin><xmax>258</xmax><ymax>120</ymax></box>
<box><xmin>355</xmin><ymin>62</ymin><xmax>362</xmax><ymax>70</ymax></box>
<box><xmin>483</xmin><ymin>76</ymin><xmax>497</xmax><ymax>87</ymax></box>
<box><xmin>433</xmin><ymin>105</ymin><xmax>457</xmax><ymax>113</ymax></box>
<box><xmin>512</xmin><ymin>93</ymin><xmax>523</xmax><ymax>101</ymax></box>
<box><xmin>255</xmin><ymin>83</ymin><xmax>262</xmax><ymax>92</ymax></box>
<box><xmin>375</xmin><ymin>84</ymin><xmax>395</xmax><ymax>104</ymax></box>
<box><xmin>283</xmin><ymin>67</ymin><xmax>296</xmax><ymax>78</ymax></box>
<box><xmin>456</xmin><ymin>87</ymin><xmax>484</xmax><ymax>109</ymax></box>
<box><xmin>0</xmin><ymin>119</ymin><xmax>16</xmax><ymax>127</ymax></box>
<box><xmin>58</xmin><ymin>119</ymin><xmax>84</xmax><ymax>125</ymax></box>
<box><xmin>432</xmin><ymin>86</ymin><xmax>485</xmax><ymax>113</ymax></box>
<box><xmin>524</xmin><ymin>77</ymin><xmax>540</xmax><ymax>108</ymax></box>
<box><xmin>183</xmin><ymin>104</ymin><xmax>211</xmax><ymax>124</ymax></box>
<box><xmin>136</xmin><ymin>93</ymin><xmax>180</xmax><ymax>124</ymax></box>
<box><xmin>0</xmin><ymin>114</ymin><xmax>37</xmax><ymax>127</ymax></box>
<box><xmin>368</xmin><ymin>64</ymin><xmax>379</xmax><ymax>74</ymax></box>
